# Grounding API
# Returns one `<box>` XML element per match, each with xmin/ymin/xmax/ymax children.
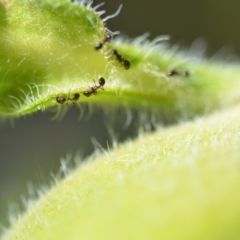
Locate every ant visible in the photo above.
<box><xmin>111</xmin><ymin>49</ymin><xmax>130</xmax><ymax>70</ymax></box>
<box><xmin>95</xmin><ymin>33</ymin><xmax>112</xmax><ymax>50</ymax></box>
<box><xmin>167</xmin><ymin>69</ymin><xmax>189</xmax><ymax>77</ymax></box>
<box><xmin>56</xmin><ymin>93</ymin><xmax>80</xmax><ymax>104</ymax></box>
<box><xmin>84</xmin><ymin>77</ymin><xmax>105</xmax><ymax>97</ymax></box>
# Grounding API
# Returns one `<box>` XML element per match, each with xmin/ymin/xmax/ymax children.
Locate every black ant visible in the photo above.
<box><xmin>95</xmin><ymin>33</ymin><xmax>112</xmax><ymax>50</ymax></box>
<box><xmin>111</xmin><ymin>49</ymin><xmax>130</xmax><ymax>70</ymax></box>
<box><xmin>84</xmin><ymin>77</ymin><xmax>105</xmax><ymax>97</ymax></box>
<box><xmin>56</xmin><ymin>93</ymin><xmax>80</xmax><ymax>104</ymax></box>
<box><xmin>167</xmin><ymin>69</ymin><xmax>189</xmax><ymax>77</ymax></box>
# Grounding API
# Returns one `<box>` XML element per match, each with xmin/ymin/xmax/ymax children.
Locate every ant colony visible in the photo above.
<box><xmin>56</xmin><ymin>2</ymin><xmax>131</xmax><ymax>107</ymax></box>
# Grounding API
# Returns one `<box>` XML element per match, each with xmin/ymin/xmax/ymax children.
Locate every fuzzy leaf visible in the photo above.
<box><xmin>1</xmin><ymin>0</ymin><xmax>240</xmax><ymax>118</ymax></box>
<box><xmin>2</xmin><ymin>103</ymin><xmax>240</xmax><ymax>240</ymax></box>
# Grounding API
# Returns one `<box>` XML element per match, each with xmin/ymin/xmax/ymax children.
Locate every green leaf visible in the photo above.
<box><xmin>1</xmin><ymin>1</ymin><xmax>240</xmax><ymax>240</ymax></box>
<box><xmin>1</xmin><ymin>0</ymin><xmax>240</xmax><ymax>118</ymax></box>
<box><xmin>2</xmin><ymin>103</ymin><xmax>240</xmax><ymax>240</ymax></box>
<box><xmin>0</xmin><ymin>0</ymin><xmax>106</xmax><ymax>116</ymax></box>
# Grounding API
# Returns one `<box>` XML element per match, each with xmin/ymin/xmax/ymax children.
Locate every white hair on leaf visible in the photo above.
<box><xmin>8</xmin><ymin>95</ymin><xmax>23</xmax><ymax>111</ymax></box>
<box><xmin>102</xmin><ymin>4</ymin><xmax>123</xmax><ymax>22</ymax></box>
<box><xmin>95</xmin><ymin>9</ymin><xmax>106</xmax><ymax>17</ymax></box>
<box><xmin>151</xmin><ymin>35</ymin><xmax>170</xmax><ymax>45</ymax></box>
<box><xmin>93</xmin><ymin>2</ymin><xmax>105</xmax><ymax>10</ymax></box>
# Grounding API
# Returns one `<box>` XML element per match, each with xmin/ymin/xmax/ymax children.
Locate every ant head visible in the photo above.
<box><xmin>105</xmin><ymin>33</ymin><xmax>112</xmax><ymax>42</ymax></box>
<box><xmin>111</xmin><ymin>49</ymin><xmax>118</xmax><ymax>55</ymax></box>
<box><xmin>99</xmin><ymin>77</ymin><xmax>105</xmax><ymax>87</ymax></box>
<box><xmin>84</xmin><ymin>91</ymin><xmax>92</xmax><ymax>97</ymax></box>
<box><xmin>95</xmin><ymin>42</ymin><xmax>103</xmax><ymax>50</ymax></box>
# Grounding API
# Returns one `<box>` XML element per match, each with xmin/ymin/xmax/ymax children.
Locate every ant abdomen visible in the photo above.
<box><xmin>83</xmin><ymin>91</ymin><xmax>92</xmax><ymax>97</ymax></box>
<box><xmin>98</xmin><ymin>77</ymin><xmax>105</xmax><ymax>88</ymax></box>
<box><xmin>95</xmin><ymin>42</ymin><xmax>103</xmax><ymax>50</ymax></box>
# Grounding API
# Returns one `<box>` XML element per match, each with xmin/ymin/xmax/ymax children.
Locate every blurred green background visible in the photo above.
<box><xmin>1</xmin><ymin>0</ymin><xmax>240</xmax><ymax>231</ymax></box>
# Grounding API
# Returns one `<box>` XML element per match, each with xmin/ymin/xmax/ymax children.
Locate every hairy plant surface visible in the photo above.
<box><xmin>1</xmin><ymin>0</ymin><xmax>240</xmax><ymax>239</ymax></box>
<box><xmin>1</xmin><ymin>0</ymin><xmax>240</xmax><ymax>118</ymax></box>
